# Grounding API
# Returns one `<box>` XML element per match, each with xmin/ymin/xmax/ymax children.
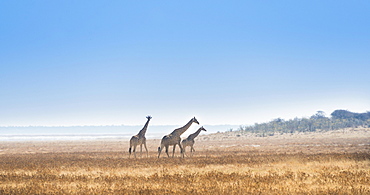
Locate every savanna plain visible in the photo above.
<box><xmin>1</xmin><ymin>128</ymin><xmax>369</xmax><ymax>194</ymax></box>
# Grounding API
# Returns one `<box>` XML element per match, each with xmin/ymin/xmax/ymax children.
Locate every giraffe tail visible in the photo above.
<box><xmin>129</xmin><ymin>148</ymin><xmax>132</xmax><ymax>154</ymax></box>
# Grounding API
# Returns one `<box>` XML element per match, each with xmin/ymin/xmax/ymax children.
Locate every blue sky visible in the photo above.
<box><xmin>1</xmin><ymin>1</ymin><xmax>370</xmax><ymax>126</ymax></box>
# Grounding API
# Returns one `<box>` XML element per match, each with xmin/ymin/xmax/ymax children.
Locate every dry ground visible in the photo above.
<box><xmin>0</xmin><ymin>128</ymin><xmax>369</xmax><ymax>194</ymax></box>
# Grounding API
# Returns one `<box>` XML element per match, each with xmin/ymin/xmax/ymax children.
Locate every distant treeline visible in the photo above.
<box><xmin>238</xmin><ymin>110</ymin><xmax>370</xmax><ymax>136</ymax></box>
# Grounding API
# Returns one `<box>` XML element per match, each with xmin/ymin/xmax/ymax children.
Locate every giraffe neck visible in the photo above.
<box><xmin>172</xmin><ymin>118</ymin><xmax>194</xmax><ymax>136</ymax></box>
<box><xmin>188</xmin><ymin>128</ymin><xmax>202</xmax><ymax>140</ymax></box>
<box><xmin>138</xmin><ymin>118</ymin><xmax>151</xmax><ymax>137</ymax></box>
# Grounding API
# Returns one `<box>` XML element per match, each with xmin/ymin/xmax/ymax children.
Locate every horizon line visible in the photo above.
<box><xmin>0</xmin><ymin>124</ymin><xmax>242</xmax><ymax>128</ymax></box>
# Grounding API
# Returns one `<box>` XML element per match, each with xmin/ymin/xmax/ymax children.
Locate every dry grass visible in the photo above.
<box><xmin>1</xmin><ymin>150</ymin><xmax>369</xmax><ymax>194</ymax></box>
<box><xmin>1</xmin><ymin>130</ymin><xmax>369</xmax><ymax>194</ymax></box>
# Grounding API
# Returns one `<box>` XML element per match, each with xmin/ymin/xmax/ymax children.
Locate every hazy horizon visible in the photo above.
<box><xmin>0</xmin><ymin>123</ymin><xmax>242</xmax><ymax>136</ymax></box>
<box><xmin>1</xmin><ymin>108</ymin><xmax>367</xmax><ymax>128</ymax></box>
<box><xmin>0</xmin><ymin>124</ymin><xmax>240</xmax><ymax>141</ymax></box>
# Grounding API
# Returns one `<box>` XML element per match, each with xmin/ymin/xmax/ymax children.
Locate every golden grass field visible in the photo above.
<box><xmin>1</xmin><ymin>128</ymin><xmax>369</xmax><ymax>194</ymax></box>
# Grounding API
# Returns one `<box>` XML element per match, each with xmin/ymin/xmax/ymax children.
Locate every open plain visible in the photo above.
<box><xmin>1</xmin><ymin>128</ymin><xmax>369</xmax><ymax>194</ymax></box>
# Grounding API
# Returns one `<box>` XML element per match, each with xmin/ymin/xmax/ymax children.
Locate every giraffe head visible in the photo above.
<box><xmin>192</xmin><ymin>117</ymin><xmax>199</xmax><ymax>125</ymax></box>
<box><xmin>146</xmin><ymin>116</ymin><xmax>152</xmax><ymax>120</ymax></box>
<box><xmin>200</xmin><ymin>126</ymin><xmax>207</xmax><ymax>132</ymax></box>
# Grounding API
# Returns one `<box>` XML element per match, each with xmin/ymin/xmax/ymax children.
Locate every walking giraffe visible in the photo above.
<box><xmin>158</xmin><ymin>117</ymin><xmax>199</xmax><ymax>158</ymax></box>
<box><xmin>181</xmin><ymin>126</ymin><xmax>206</xmax><ymax>156</ymax></box>
<box><xmin>129</xmin><ymin>116</ymin><xmax>152</xmax><ymax>158</ymax></box>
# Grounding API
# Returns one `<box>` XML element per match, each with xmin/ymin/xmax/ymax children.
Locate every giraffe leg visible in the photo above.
<box><xmin>158</xmin><ymin>146</ymin><xmax>163</xmax><ymax>158</ymax></box>
<box><xmin>172</xmin><ymin>144</ymin><xmax>177</xmax><ymax>158</ymax></box>
<box><xmin>183</xmin><ymin>146</ymin><xmax>189</xmax><ymax>157</ymax></box>
<box><xmin>191</xmin><ymin>146</ymin><xmax>195</xmax><ymax>152</ymax></box>
<box><xmin>144</xmin><ymin>142</ymin><xmax>148</xmax><ymax>158</ymax></box>
<box><xmin>191</xmin><ymin>146</ymin><xmax>195</xmax><ymax>157</ymax></box>
<box><xmin>129</xmin><ymin>145</ymin><xmax>132</xmax><ymax>158</ymax></box>
<box><xmin>140</xmin><ymin>144</ymin><xmax>143</xmax><ymax>158</ymax></box>
<box><xmin>178</xmin><ymin>142</ymin><xmax>184</xmax><ymax>158</ymax></box>
<box><xmin>165</xmin><ymin>145</ymin><xmax>170</xmax><ymax>158</ymax></box>
<box><xmin>133</xmin><ymin>145</ymin><xmax>137</xmax><ymax>158</ymax></box>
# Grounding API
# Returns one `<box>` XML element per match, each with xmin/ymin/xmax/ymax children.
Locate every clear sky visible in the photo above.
<box><xmin>1</xmin><ymin>1</ymin><xmax>370</xmax><ymax>127</ymax></box>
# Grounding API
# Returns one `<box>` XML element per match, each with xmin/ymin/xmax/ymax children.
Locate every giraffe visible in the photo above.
<box><xmin>158</xmin><ymin>117</ymin><xmax>199</xmax><ymax>158</ymax></box>
<box><xmin>129</xmin><ymin>116</ymin><xmax>152</xmax><ymax>158</ymax></box>
<box><xmin>181</xmin><ymin>126</ymin><xmax>206</xmax><ymax>156</ymax></box>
